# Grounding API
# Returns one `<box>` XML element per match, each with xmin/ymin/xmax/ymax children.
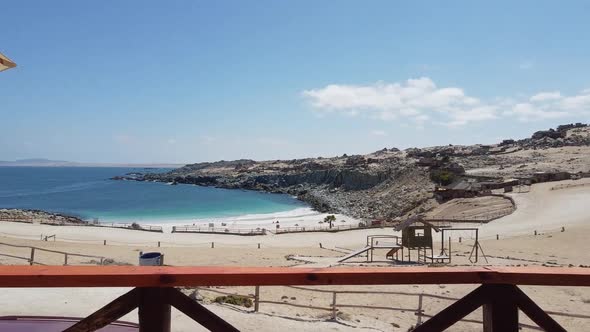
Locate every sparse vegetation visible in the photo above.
<box><xmin>214</xmin><ymin>295</ymin><xmax>253</xmax><ymax>308</ymax></box>
<box><xmin>430</xmin><ymin>170</ymin><xmax>455</xmax><ymax>186</ymax></box>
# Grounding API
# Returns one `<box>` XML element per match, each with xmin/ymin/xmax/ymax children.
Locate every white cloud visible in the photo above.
<box><xmin>530</xmin><ymin>91</ymin><xmax>562</xmax><ymax>102</ymax></box>
<box><xmin>370</xmin><ymin>130</ymin><xmax>388</xmax><ymax>137</ymax></box>
<box><xmin>509</xmin><ymin>103</ymin><xmax>569</xmax><ymax>121</ymax></box>
<box><xmin>303</xmin><ymin>77</ymin><xmax>590</xmax><ymax>125</ymax></box>
<box><xmin>303</xmin><ymin>77</ymin><xmax>495</xmax><ymax>126</ymax></box>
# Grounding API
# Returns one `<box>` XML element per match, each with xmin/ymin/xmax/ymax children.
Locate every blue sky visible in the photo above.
<box><xmin>1</xmin><ymin>1</ymin><xmax>589</xmax><ymax>163</ymax></box>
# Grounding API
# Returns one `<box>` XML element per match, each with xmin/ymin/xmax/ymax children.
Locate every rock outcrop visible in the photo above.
<box><xmin>116</xmin><ymin>123</ymin><xmax>590</xmax><ymax>220</ymax></box>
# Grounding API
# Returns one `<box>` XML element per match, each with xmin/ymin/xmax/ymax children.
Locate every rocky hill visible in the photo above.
<box><xmin>124</xmin><ymin>123</ymin><xmax>590</xmax><ymax>220</ymax></box>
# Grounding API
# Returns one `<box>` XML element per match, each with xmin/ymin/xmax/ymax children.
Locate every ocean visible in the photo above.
<box><xmin>0</xmin><ymin>167</ymin><xmax>306</xmax><ymax>223</ymax></box>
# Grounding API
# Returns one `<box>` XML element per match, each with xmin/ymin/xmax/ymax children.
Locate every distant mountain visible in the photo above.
<box><xmin>0</xmin><ymin>158</ymin><xmax>183</xmax><ymax>168</ymax></box>
<box><xmin>0</xmin><ymin>158</ymin><xmax>75</xmax><ymax>167</ymax></box>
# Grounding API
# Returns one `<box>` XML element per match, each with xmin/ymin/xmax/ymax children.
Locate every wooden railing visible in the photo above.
<box><xmin>273</xmin><ymin>223</ymin><xmax>383</xmax><ymax>234</ymax></box>
<box><xmin>88</xmin><ymin>222</ymin><xmax>163</xmax><ymax>233</ymax></box>
<box><xmin>0</xmin><ymin>266</ymin><xmax>587</xmax><ymax>331</ymax></box>
<box><xmin>0</xmin><ymin>217</ymin><xmax>163</xmax><ymax>232</ymax></box>
<box><xmin>172</xmin><ymin>225</ymin><xmax>266</xmax><ymax>235</ymax></box>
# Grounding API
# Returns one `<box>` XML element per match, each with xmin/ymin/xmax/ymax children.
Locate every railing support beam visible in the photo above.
<box><xmin>64</xmin><ymin>288</ymin><xmax>139</xmax><ymax>332</ymax></box>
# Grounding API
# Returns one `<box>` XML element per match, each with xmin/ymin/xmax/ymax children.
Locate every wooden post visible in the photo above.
<box><xmin>104</xmin><ymin>240</ymin><xmax>107</xmax><ymax>246</ymax></box>
<box><xmin>64</xmin><ymin>254</ymin><xmax>69</xmax><ymax>266</ymax></box>
<box><xmin>211</xmin><ymin>242</ymin><xmax>214</xmax><ymax>249</ymax></box>
<box><xmin>158</xmin><ymin>241</ymin><xmax>161</xmax><ymax>248</ymax></box>
<box><xmin>534</xmin><ymin>230</ymin><xmax>537</xmax><ymax>236</ymax></box>
<box><xmin>483</xmin><ymin>285</ymin><xmax>519</xmax><ymax>332</ymax></box>
<box><xmin>319</xmin><ymin>243</ymin><xmax>323</xmax><ymax>249</ymax></box>
<box><xmin>254</xmin><ymin>286</ymin><xmax>260</xmax><ymax>312</ymax></box>
<box><xmin>459</xmin><ymin>237</ymin><xmax>462</xmax><ymax>243</ymax></box>
<box><xmin>449</xmin><ymin>237</ymin><xmax>452</xmax><ymax>264</ymax></box>
<box><xmin>257</xmin><ymin>243</ymin><xmax>260</xmax><ymax>249</ymax></box>
<box><xmin>29</xmin><ymin>248</ymin><xmax>35</xmax><ymax>266</ymax></box>
<box><xmin>496</xmin><ymin>234</ymin><xmax>499</xmax><ymax>240</ymax></box>
<box><xmin>331</xmin><ymin>292</ymin><xmax>337</xmax><ymax>320</ymax></box>
<box><xmin>138</xmin><ymin>288</ymin><xmax>171</xmax><ymax>332</ymax></box>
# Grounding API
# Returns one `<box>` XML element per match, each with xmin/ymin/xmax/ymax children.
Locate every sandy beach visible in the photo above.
<box><xmin>0</xmin><ymin>178</ymin><xmax>588</xmax><ymax>331</ymax></box>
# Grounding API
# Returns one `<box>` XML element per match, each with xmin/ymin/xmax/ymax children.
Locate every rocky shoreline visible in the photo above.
<box><xmin>114</xmin><ymin>123</ymin><xmax>590</xmax><ymax>220</ymax></box>
<box><xmin>0</xmin><ymin>208</ymin><xmax>87</xmax><ymax>224</ymax></box>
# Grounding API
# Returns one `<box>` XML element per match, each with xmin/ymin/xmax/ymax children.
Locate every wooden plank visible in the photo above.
<box><xmin>0</xmin><ymin>266</ymin><xmax>586</xmax><ymax>288</ymax></box>
<box><xmin>138</xmin><ymin>288</ymin><xmax>170</xmax><ymax>332</ymax></box>
<box><xmin>166</xmin><ymin>287</ymin><xmax>239</xmax><ymax>332</ymax></box>
<box><xmin>512</xmin><ymin>285</ymin><xmax>567</xmax><ymax>332</ymax></box>
<box><xmin>413</xmin><ymin>285</ymin><xmax>490</xmax><ymax>332</ymax></box>
<box><xmin>63</xmin><ymin>288</ymin><xmax>139</xmax><ymax>332</ymax></box>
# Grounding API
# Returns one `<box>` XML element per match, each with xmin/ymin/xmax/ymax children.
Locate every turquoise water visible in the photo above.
<box><xmin>0</xmin><ymin>167</ymin><xmax>305</xmax><ymax>223</ymax></box>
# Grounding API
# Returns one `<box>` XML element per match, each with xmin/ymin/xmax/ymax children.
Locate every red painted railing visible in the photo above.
<box><xmin>0</xmin><ymin>266</ymin><xmax>587</xmax><ymax>331</ymax></box>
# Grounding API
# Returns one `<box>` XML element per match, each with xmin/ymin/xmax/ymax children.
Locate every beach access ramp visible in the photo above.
<box><xmin>338</xmin><ymin>246</ymin><xmax>371</xmax><ymax>262</ymax></box>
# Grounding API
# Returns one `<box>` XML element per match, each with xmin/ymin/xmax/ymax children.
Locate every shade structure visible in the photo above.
<box><xmin>0</xmin><ymin>52</ymin><xmax>16</xmax><ymax>72</ymax></box>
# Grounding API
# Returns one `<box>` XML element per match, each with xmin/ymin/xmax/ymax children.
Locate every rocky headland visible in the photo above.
<box><xmin>0</xmin><ymin>208</ymin><xmax>87</xmax><ymax>224</ymax></box>
<box><xmin>118</xmin><ymin>123</ymin><xmax>590</xmax><ymax>220</ymax></box>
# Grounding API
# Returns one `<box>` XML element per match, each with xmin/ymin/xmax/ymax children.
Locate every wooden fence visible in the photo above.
<box><xmin>425</xmin><ymin>207</ymin><xmax>516</xmax><ymax>224</ymax></box>
<box><xmin>193</xmin><ymin>283</ymin><xmax>590</xmax><ymax>330</ymax></box>
<box><xmin>171</xmin><ymin>226</ymin><xmax>266</xmax><ymax>235</ymax></box>
<box><xmin>0</xmin><ymin>242</ymin><xmax>106</xmax><ymax>266</ymax></box>
<box><xmin>272</xmin><ymin>223</ymin><xmax>384</xmax><ymax>234</ymax></box>
<box><xmin>0</xmin><ymin>217</ymin><xmax>162</xmax><ymax>233</ymax></box>
<box><xmin>87</xmin><ymin>222</ymin><xmax>163</xmax><ymax>233</ymax></box>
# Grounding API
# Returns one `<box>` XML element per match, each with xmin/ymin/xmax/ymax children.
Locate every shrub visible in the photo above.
<box><xmin>214</xmin><ymin>295</ymin><xmax>253</xmax><ymax>308</ymax></box>
<box><xmin>430</xmin><ymin>170</ymin><xmax>455</xmax><ymax>185</ymax></box>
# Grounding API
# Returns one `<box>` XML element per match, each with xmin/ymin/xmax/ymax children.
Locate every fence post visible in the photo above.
<box><xmin>496</xmin><ymin>234</ymin><xmax>499</xmax><ymax>240</ymax></box>
<box><xmin>64</xmin><ymin>253</ymin><xmax>68</xmax><ymax>266</ymax></box>
<box><xmin>211</xmin><ymin>242</ymin><xmax>214</xmax><ymax>249</ymax></box>
<box><xmin>158</xmin><ymin>241</ymin><xmax>161</xmax><ymax>248</ymax></box>
<box><xmin>331</xmin><ymin>292</ymin><xmax>337</xmax><ymax>320</ymax></box>
<box><xmin>103</xmin><ymin>240</ymin><xmax>107</xmax><ymax>246</ymax></box>
<box><xmin>29</xmin><ymin>248</ymin><xmax>35</xmax><ymax>265</ymax></box>
<box><xmin>254</xmin><ymin>286</ymin><xmax>260</xmax><ymax>312</ymax></box>
<box><xmin>416</xmin><ymin>293</ymin><xmax>423</xmax><ymax>326</ymax></box>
